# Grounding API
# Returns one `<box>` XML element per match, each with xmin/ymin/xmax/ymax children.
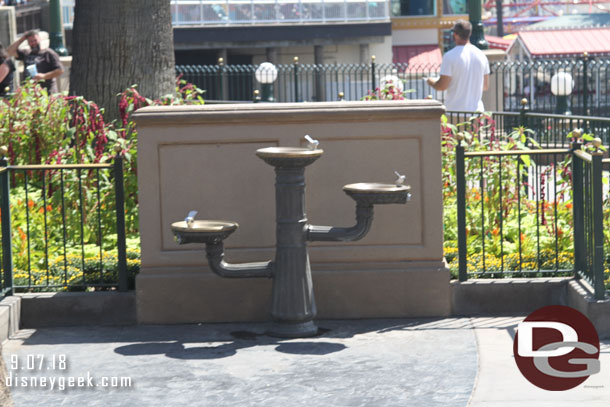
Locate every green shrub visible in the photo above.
<box><xmin>13</xmin><ymin>249</ymin><xmax>140</xmax><ymax>292</ymax></box>
<box><xmin>1</xmin><ymin>79</ymin><xmax>203</xmax><ymax>291</ymax></box>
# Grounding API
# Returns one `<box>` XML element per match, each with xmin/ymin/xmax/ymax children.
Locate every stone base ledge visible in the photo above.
<box><xmin>0</xmin><ymin>296</ymin><xmax>20</xmax><ymax>344</ymax></box>
<box><xmin>451</xmin><ymin>278</ymin><xmax>571</xmax><ymax>316</ymax></box>
<box><xmin>19</xmin><ymin>292</ymin><xmax>136</xmax><ymax>328</ymax></box>
<box><xmin>567</xmin><ymin>279</ymin><xmax>610</xmax><ymax>339</ymax></box>
<box><xmin>451</xmin><ymin>277</ymin><xmax>610</xmax><ymax>339</ymax></box>
<box><xmin>137</xmin><ymin>266</ymin><xmax>451</xmax><ymax>324</ymax></box>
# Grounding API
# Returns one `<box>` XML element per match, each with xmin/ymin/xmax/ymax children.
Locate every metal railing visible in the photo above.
<box><xmin>176</xmin><ymin>59</ymin><xmax>442</xmax><ymax>102</ymax></box>
<box><xmin>491</xmin><ymin>55</ymin><xmax>610</xmax><ymax>116</ymax></box>
<box><xmin>171</xmin><ymin>0</ymin><xmax>391</xmax><ymax>25</ymax></box>
<box><xmin>61</xmin><ymin>0</ymin><xmax>75</xmax><ymax>29</ymax></box>
<box><xmin>60</xmin><ymin>0</ymin><xmax>389</xmax><ymax>29</ymax></box>
<box><xmin>572</xmin><ymin>145</ymin><xmax>606</xmax><ymax>300</ymax></box>
<box><xmin>454</xmin><ymin>140</ymin><xmax>607</xmax><ymax>300</ymax></box>
<box><xmin>446</xmin><ymin>108</ymin><xmax>610</xmax><ymax>148</ymax></box>
<box><xmin>174</xmin><ymin>55</ymin><xmax>610</xmax><ymax>117</ymax></box>
<box><xmin>0</xmin><ymin>152</ymin><xmax>128</xmax><ymax>297</ymax></box>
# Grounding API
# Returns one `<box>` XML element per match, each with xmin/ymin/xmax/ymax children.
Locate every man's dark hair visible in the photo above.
<box><xmin>452</xmin><ymin>20</ymin><xmax>472</xmax><ymax>41</ymax></box>
<box><xmin>24</xmin><ymin>29</ymin><xmax>39</xmax><ymax>38</ymax></box>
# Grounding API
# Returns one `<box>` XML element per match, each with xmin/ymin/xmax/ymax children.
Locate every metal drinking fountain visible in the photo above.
<box><xmin>171</xmin><ymin>136</ymin><xmax>411</xmax><ymax>338</ymax></box>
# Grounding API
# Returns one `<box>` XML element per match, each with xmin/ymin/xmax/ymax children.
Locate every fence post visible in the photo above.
<box><xmin>218</xmin><ymin>57</ymin><xmax>226</xmax><ymax>101</ymax></box>
<box><xmin>293</xmin><ymin>56</ymin><xmax>300</xmax><ymax>102</ymax></box>
<box><xmin>114</xmin><ymin>146</ymin><xmax>128</xmax><ymax>292</ymax></box>
<box><xmin>582</xmin><ymin>52</ymin><xmax>589</xmax><ymax>116</ymax></box>
<box><xmin>456</xmin><ymin>133</ymin><xmax>468</xmax><ymax>282</ymax></box>
<box><xmin>591</xmin><ymin>142</ymin><xmax>605</xmax><ymax>300</ymax></box>
<box><xmin>0</xmin><ymin>147</ymin><xmax>13</xmax><ymax>296</ymax></box>
<box><xmin>371</xmin><ymin>55</ymin><xmax>376</xmax><ymax>91</ymax></box>
<box><xmin>571</xmin><ymin>141</ymin><xmax>584</xmax><ymax>280</ymax></box>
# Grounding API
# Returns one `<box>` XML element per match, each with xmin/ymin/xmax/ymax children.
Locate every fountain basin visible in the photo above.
<box><xmin>343</xmin><ymin>183</ymin><xmax>411</xmax><ymax>205</ymax></box>
<box><xmin>256</xmin><ymin>147</ymin><xmax>323</xmax><ymax>168</ymax></box>
<box><xmin>171</xmin><ymin>220</ymin><xmax>239</xmax><ymax>245</ymax></box>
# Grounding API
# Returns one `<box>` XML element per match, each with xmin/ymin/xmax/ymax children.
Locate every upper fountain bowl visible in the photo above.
<box><xmin>343</xmin><ymin>183</ymin><xmax>411</xmax><ymax>205</ymax></box>
<box><xmin>256</xmin><ymin>147</ymin><xmax>324</xmax><ymax>168</ymax></box>
<box><xmin>171</xmin><ymin>220</ymin><xmax>239</xmax><ymax>245</ymax></box>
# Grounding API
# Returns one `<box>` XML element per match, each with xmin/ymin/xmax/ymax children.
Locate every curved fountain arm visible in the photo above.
<box><xmin>307</xmin><ymin>204</ymin><xmax>374</xmax><ymax>242</ymax></box>
<box><xmin>205</xmin><ymin>242</ymin><xmax>274</xmax><ymax>278</ymax></box>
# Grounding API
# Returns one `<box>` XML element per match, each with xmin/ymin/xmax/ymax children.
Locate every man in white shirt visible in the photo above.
<box><xmin>427</xmin><ymin>20</ymin><xmax>490</xmax><ymax>112</ymax></box>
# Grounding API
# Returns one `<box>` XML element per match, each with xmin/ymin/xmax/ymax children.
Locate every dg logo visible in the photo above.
<box><xmin>513</xmin><ymin>305</ymin><xmax>601</xmax><ymax>391</ymax></box>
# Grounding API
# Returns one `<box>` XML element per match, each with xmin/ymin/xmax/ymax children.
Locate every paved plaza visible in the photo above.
<box><xmin>2</xmin><ymin>317</ymin><xmax>610</xmax><ymax>406</ymax></box>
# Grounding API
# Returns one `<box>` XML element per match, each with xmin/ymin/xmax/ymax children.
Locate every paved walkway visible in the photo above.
<box><xmin>2</xmin><ymin>317</ymin><xmax>609</xmax><ymax>406</ymax></box>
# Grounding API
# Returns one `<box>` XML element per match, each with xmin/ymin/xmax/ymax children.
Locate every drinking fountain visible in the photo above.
<box><xmin>171</xmin><ymin>136</ymin><xmax>411</xmax><ymax>338</ymax></box>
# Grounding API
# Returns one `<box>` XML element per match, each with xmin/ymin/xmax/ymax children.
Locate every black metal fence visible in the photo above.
<box><xmin>176</xmin><ymin>60</ymin><xmax>443</xmax><ymax>102</ymax></box>
<box><xmin>572</xmin><ymin>147</ymin><xmax>607</xmax><ymax>300</ymax></box>
<box><xmin>493</xmin><ymin>55</ymin><xmax>610</xmax><ymax>115</ymax></box>
<box><xmin>177</xmin><ymin>55</ymin><xmax>610</xmax><ymax>116</ymax></box>
<box><xmin>0</xmin><ymin>152</ymin><xmax>128</xmax><ymax>297</ymax></box>
<box><xmin>447</xmin><ymin>109</ymin><xmax>610</xmax><ymax>148</ymax></box>
<box><xmin>454</xmin><ymin>141</ymin><xmax>607</xmax><ymax>300</ymax></box>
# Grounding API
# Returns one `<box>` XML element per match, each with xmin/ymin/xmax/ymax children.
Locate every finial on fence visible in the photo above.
<box><xmin>583</xmin><ymin>51</ymin><xmax>589</xmax><ymax>59</ymax></box>
<box><xmin>520</xmin><ymin>98</ymin><xmax>528</xmax><ymax>107</ymax></box>
<box><xmin>293</xmin><ymin>56</ymin><xmax>299</xmax><ymax>64</ymax></box>
<box><xmin>371</xmin><ymin>55</ymin><xmax>376</xmax><ymax>62</ymax></box>
<box><xmin>593</xmin><ymin>137</ymin><xmax>603</xmax><ymax>150</ymax></box>
<box><xmin>338</xmin><ymin>92</ymin><xmax>344</xmax><ymax>101</ymax></box>
<box><xmin>0</xmin><ymin>146</ymin><xmax>7</xmax><ymax>158</ymax></box>
<box><xmin>218</xmin><ymin>57</ymin><xmax>224</xmax><ymax>66</ymax></box>
<box><xmin>456</xmin><ymin>132</ymin><xmax>465</xmax><ymax>144</ymax></box>
<box><xmin>114</xmin><ymin>144</ymin><xmax>122</xmax><ymax>154</ymax></box>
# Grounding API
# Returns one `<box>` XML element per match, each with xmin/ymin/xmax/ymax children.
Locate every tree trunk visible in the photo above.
<box><xmin>70</xmin><ymin>0</ymin><xmax>175</xmax><ymax>120</ymax></box>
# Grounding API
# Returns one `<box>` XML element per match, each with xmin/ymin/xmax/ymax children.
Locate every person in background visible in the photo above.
<box><xmin>0</xmin><ymin>43</ymin><xmax>15</xmax><ymax>97</ymax></box>
<box><xmin>7</xmin><ymin>29</ymin><xmax>64</xmax><ymax>93</ymax></box>
<box><xmin>426</xmin><ymin>20</ymin><xmax>490</xmax><ymax>112</ymax></box>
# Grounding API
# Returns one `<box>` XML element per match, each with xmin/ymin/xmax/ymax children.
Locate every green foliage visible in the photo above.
<box><xmin>0</xmin><ymin>78</ymin><xmax>205</xmax><ymax>291</ymax></box>
<box><xmin>13</xmin><ymin>249</ymin><xmax>140</xmax><ymax>291</ymax></box>
<box><xmin>361</xmin><ymin>79</ymin><xmax>414</xmax><ymax>101</ymax></box>
<box><xmin>442</xmin><ymin>114</ymin><xmax>610</xmax><ymax>290</ymax></box>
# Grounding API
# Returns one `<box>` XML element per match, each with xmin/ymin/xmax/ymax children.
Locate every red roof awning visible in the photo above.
<box><xmin>518</xmin><ymin>29</ymin><xmax>610</xmax><ymax>57</ymax></box>
<box><xmin>485</xmin><ymin>35</ymin><xmax>513</xmax><ymax>50</ymax></box>
<box><xmin>392</xmin><ymin>45</ymin><xmax>442</xmax><ymax>69</ymax></box>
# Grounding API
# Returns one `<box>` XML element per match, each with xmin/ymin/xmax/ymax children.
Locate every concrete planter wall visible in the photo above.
<box><xmin>134</xmin><ymin>100</ymin><xmax>450</xmax><ymax>324</ymax></box>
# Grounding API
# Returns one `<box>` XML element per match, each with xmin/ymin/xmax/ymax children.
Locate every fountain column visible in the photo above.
<box><xmin>269</xmin><ymin>165</ymin><xmax>317</xmax><ymax>337</ymax></box>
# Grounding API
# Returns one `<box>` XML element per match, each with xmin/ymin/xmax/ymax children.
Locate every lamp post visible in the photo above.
<box><xmin>468</xmin><ymin>0</ymin><xmax>488</xmax><ymax>50</ymax></box>
<box><xmin>49</xmin><ymin>0</ymin><xmax>68</xmax><ymax>56</ymax></box>
<box><xmin>255</xmin><ymin>62</ymin><xmax>278</xmax><ymax>102</ymax></box>
<box><xmin>551</xmin><ymin>72</ymin><xmax>574</xmax><ymax>115</ymax></box>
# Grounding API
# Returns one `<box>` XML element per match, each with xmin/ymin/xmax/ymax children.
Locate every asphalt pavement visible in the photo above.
<box><xmin>2</xmin><ymin>317</ymin><xmax>609</xmax><ymax>406</ymax></box>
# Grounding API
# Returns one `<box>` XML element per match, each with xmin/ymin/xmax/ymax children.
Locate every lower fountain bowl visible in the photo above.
<box><xmin>343</xmin><ymin>183</ymin><xmax>411</xmax><ymax>205</ymax></box>
<box><xmin>171</xmin><ymin>220</ymin><xmax>239</xmax><ymax>245</ymax></box>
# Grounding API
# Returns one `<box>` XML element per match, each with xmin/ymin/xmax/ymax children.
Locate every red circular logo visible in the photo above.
<box><xmin>513</xmin><ymin>305</ymin><xmax>600</xmax><ymax>391</ymax></box>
